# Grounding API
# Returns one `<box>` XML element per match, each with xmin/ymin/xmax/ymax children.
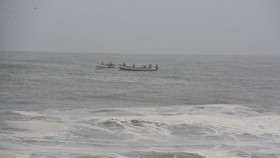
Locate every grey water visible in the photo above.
<box><xmin>0</xmin><ymin>51</ymin><xmax>280</xmax><ymax>158</ymax></box>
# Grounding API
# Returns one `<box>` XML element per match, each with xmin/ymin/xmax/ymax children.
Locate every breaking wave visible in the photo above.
<box><xmin>1</xmin><ymin>104</ymin><xmax>280</xmax><ymax>158</ymax></box>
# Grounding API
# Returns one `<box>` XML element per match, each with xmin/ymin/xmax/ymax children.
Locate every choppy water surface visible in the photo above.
<box><xmin>0</xmin><ymin>52</ymin><xmax>280</xmax><ymax>158</ymax></box>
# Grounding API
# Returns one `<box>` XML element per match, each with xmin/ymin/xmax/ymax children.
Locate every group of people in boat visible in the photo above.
<box><xmin>122</xmin><ymin>62</ymin><xmax>158</xmax><ymax>69</ymax></box>
<box><xmin>97</xmin><ymin>61</ymin><xmax>115</xmax><ymax>67</ymax></box>
<box><xmin>97</xmin><ymin>61</ymin><xmax>158</xmax><ymax>70</ymax></box>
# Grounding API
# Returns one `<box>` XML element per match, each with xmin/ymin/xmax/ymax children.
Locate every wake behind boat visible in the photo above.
<box><xmin>95</xmin><ymin>62</ymin><xmax>116</xmax><ymax>68</ymax></box>
<box><xmin>119</xmin><ymin>63</ymin><xmax>158</xmax><ymax>71</ymax></box>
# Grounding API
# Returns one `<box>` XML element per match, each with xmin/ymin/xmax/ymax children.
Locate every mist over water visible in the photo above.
<box><xmin>0</xmin><ymin>52</ymin><xmax>280</xmax><ymax>158</ymax></box>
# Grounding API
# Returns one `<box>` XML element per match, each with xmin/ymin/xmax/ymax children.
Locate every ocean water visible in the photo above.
<box><xmin>0</xmin><ymin>52</ymin><xmax>280</xmax><ymax>158</ymax></box>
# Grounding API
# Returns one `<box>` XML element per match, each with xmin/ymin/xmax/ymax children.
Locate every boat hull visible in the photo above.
<box><xmin>96</xmin><ymin>64</ymin><xmax>115</xmax><ymax>68</ymax></box>
<box><xmin>119</xmin><ymin>66</ymin><xmax>158</xmax><ymax>71</ymax></box>
<box><xmin>95</xmin><ymin>64</ymin><xmax>116</xmax><ymax>69</ymax></box>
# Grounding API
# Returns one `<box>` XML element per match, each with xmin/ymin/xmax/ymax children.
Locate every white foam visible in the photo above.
<box><xmin>13</xmin><ymin>111</ymin><xmax>45</xmax><ymax>117</ymax></box>
<box><xmin>7</xmin><ymin>120</ymin><xmax>69</xmax><ymax>138</ymax></box>
<box><xmin>106</xmin><ymin>104</ymin><xmax>280</xmax><ymax>137</ymax></box>
<box><xmin>197</xmin><ymin>150</ymin><xmax>243</xmax><ymax>158</ymax></box>
<box><xmin>2</xmin><ymin>104</ymin><xmax>279</xmax><ymax>158</ymax></box>
<box><xmin>10</xmin><ymin>104</ymin><xmax>280</xmax><ymax>138</ymax></box>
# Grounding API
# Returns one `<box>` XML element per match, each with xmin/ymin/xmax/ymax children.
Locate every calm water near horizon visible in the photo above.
<box><xmin>0</xmin><ymin>52</ymin><xmax>280</xmax><ymax>158</ymax></box>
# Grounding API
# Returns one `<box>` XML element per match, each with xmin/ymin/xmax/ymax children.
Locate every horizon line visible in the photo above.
<box><xmin>0</xmin><ymin>50</ymin><xmax>279</xmax><ymax>57</ymax></box>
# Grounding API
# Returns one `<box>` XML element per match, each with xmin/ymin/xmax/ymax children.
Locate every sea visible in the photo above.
<box><xmin>0</xmin><ymin>51</ymin><xmax>280</xmax><ymax>158</ymax></box>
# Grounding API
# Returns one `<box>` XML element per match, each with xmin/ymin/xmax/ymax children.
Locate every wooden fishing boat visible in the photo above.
<box><xmin>118</xmin><ymin>65</ymin><xmax>158</xmax><ymax>71</ymax></box>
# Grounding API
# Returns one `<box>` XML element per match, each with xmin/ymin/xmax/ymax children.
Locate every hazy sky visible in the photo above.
<box><xmin>0</xmin><ymin>0</ymin><xmax>280</xmax><ymax>55</ymax></box>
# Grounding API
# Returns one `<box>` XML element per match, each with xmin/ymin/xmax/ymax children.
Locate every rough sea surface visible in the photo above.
<box><xmin>0</xmin><ymin>52</ymin><xmax>280</xmax><ymax>158</ymax></box>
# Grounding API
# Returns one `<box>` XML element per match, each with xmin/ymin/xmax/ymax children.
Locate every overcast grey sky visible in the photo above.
<box><xmin>0</xmin><ymin>0</ymin><xmax>280</xmax><ymax>55</ymax></box>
